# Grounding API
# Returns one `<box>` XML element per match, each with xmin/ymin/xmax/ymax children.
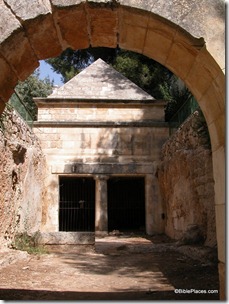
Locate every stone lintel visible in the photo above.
<box><xmin>33</xmin><ymin>121</ymin><xmax>168</xmax><ymax>128</ymax></box>
<box><xmin>34</xmin><ymin>98</ymin><xmax>163</xmax><ymax>105</ymax></box>
<box><xmin>52</xmin><ymin>163</ymin><xmax>156</xmax><ymax>175</ymax></box>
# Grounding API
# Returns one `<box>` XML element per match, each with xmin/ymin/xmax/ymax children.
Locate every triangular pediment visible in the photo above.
<box><xmin>49</xmin><ymin>58</ymin><xmax>155</xmax><ymax>100</ymax></box>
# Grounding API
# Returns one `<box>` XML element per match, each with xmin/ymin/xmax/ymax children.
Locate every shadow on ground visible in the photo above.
<box><xmin>1</xmin><ymin>288</ymin><xmax>219</xmax><ymax>301</ymax></box>
<box><xmin>0</xmin><ymin>234</ymin><xmax>219</xmax><ymax>301</ymax></box>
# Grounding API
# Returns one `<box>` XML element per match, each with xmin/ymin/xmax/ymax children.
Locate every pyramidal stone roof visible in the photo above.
<box><xmin>49</xmin><ymin>58</ymin><xmax>155</xmax><ymax>100</ymax></box>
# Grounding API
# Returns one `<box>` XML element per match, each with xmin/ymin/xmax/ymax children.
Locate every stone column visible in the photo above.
<box><xmin>145</xmin><ymin>174</ymin><xmax>165</xmax><ymax>235</ymax></box>
<box><xmin>94</xmin><ymin>175</ymin><xmax>109</xmax><ymax>236</ymax></box>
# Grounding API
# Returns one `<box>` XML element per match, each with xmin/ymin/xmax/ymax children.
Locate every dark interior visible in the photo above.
<box><xmin>108</xmin><ymin>176</ymin><xmax>145</xmax><ymax>232</ymax></box>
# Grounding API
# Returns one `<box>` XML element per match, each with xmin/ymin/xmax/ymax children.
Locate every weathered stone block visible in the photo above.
<box><xmin>215</xmin><ymin>204</ymin><xmax>225</xmax><ymax>263</ymax></box>
<box><xmin>0</xmin><ymin>2</ymin><xmax>21</xmax><ymax>44</ymax></box>
<box><xmin>52</xmin><ymin>4</ymin><xmax>89</xmax><ymax>50</ymax></box>
<box><xmin>24</xmin><ymin>15</ymin><xmax>63</xmax><ymax>59</ymax></box>
<box><xmin>212</xmin><ymin>146</ymin><xmax>225</xmax><ymax>206</ymax></box>
<box><xmin>208</xmin><ymin>113</ymin><xmax>225</xmax><ymax>152</ymax></box>
<box><xmin>213</xmin><ymin>72</ymin><xmax>225</xmax><ymax>108</ymax></box>
<box><xmin>0</xmin><ymin>108</ymin><xmax>46</xmax><ymax>240</ymax></box>
<box><xmin>35</xmin><ymin>231</ymin><xmax>95</xmax><ymax>245</ymax></box>
<box><xmin>4</xmin><ymin>0</ymin><xmax>62</xmax><ymax>59</ymax></box>
<box><xmin>143</xmin><ymin>25</ymin><xmax>173</xmax><ymax>66</ymax></box>
<box><xmin>166</xmin><ymin>42</ymin><xmax>198</xmax><ymax>80</ymax></box>
<box><xmin>118</xmin><ymin>0</ymin><xmax>153</xmax><ymax>11</ymax></box>
<box><xmin>87</xmin><ymin>6</ymin><xmax>118</xmax><ymax>47</ymax></box>
<box><xmin>119</xmin><ymin>7</ymin><xmax>149</xmax><ymax>53</ymax></box>
<box><xmin>0</xmin><ymin>30</ymin><xmax>38</xmax><ymax>81</ymax></box>
<box><xmin>178</xmin><ymin>224</ymin><xmax>205</xmax><ymax>245</ymax></box>
<box><xmin>0</xmin><ymin>55</ymin><xmax>18</xmax><ymax>101</ymax></box>
<box><xmin>185</xmin><ymin>47</ymin><xmax>222</xmax><ymax>101</ymax></box>
<box><xmin>158</xmin><ymin>112</ymin><xmax>216</xmax><ymax>247</ymax></box>
<box><xmin>51</xmin><ymin>0</ymin><xmax>84</xmax><ymax>7</ymax></box>
<box><xmin>4</xmin><ymin>0</ymin><xmax>51</xmax><ymax>20</ymax></box>
<box><xmin>0</xmin><ymin>98</ymin><xmax>5</xmax><ymax>114</ymax></box>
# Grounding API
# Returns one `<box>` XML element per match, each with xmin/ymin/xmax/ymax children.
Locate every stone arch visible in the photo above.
<box><xmin>0</xmin><ymin>0</ymin><xmax>225</xmax><ymax>298</ymax></box>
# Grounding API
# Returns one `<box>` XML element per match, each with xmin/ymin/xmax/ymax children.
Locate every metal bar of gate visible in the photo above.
<box><xmin>59</xmin><ymin>177</ymin><xmax>95</xmax><ymax>232</ymax></box>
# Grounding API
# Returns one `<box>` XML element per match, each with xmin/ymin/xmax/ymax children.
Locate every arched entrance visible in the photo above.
<box><xmin>0</xmin><ymin>0</ymin><xmax>225</xmax><ymax>298</ymax></box>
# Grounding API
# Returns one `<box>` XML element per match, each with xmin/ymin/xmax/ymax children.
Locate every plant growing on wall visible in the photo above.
<box><xmin>193</xmin><ymin>109</ymin><xmax>211</xmax><ymax>149</ymax></box>
<box><xmin>0</xmin><ymin>103</ymin><xmax>12</xmax><ymax>134</ymax></box>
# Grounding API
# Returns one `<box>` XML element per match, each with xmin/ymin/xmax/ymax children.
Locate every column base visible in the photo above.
<box><xmin>95</xmin><ymin>231</ymin><xmax>108</xmax><ymax>237</ymax></box>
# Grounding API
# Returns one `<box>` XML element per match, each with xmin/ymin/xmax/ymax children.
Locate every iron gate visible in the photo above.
<box><xmin>59</xmin><ymin>176</ymin><xmax>95</xmax><ymax>232</ymax></box>
<box><xmin>108</xmin><ymin>177</ymin><xmax>145</xmax><ymax>231</ymax></box>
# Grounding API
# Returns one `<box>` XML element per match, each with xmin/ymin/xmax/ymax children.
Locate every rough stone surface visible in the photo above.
<box><xmin>0</xmin><ymin>30</ymin><xmax>39</xmax><ymax>81</ymax></box>
<box><xmin>35</xmin><ymin>232</ymin><xmax>95</xmax><ymax>245</ymax></box>
<box><xmin>178</xmin><ymin>224</ymin><xmax>205</xmax><ymax>245</ymax></box>
<box><xmin>4</xmin><ymin>0</ymin><xmax>62</xmax><ymax>59</ymax></box>
<box><xmin>157</xmin><ymin>110</ymin><xmax>216</xmax><ymax>248</ymax></box>
<box><xmin>87</xmin><ymin>5</ymin><xmax>118</xmax><ymax>48</ymax></box>
<box><xmin>23</xmin><ymin>14</ymin><xmax>63</xmax><ymax>60</ymax></box>
<box><xmin>52</xmin><ymin>4</ymin><xmax>89</xmax><ymax>50</ymax></box>
<box><xmin>4</xmin><ymin>0</ymin><xmax>52</xmax><ymax>20</ymax></box>
<box><xmin>0</xmin><ymin>107</ymin><xmax>46</xmax><ymax>245</ymax></box>
<box><xmin>0</xmin><ymin>55</ymin><xmax>18</xmax><ymax>102</ymax></box>
<box><xmin>0</xmin><ymin>1</ymin><xmax>21</xmax><ymax>44</ymax></box>
<box><xmin>51</xmin><ymin>0</ymin><xmax>84</xmax><ymax>7</ymax></box>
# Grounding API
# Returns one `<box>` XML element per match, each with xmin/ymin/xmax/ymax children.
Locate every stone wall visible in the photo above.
<box><xmin>33</xmin><ymin>100</ymin><xmax>169</xmax><ymax>234</ymax></box>
<box><xmin>0</xmin><ymin>107</ymin><xmax>46</xmax><ymax>245</ymax></box>
<box><xmin>157</xmin><ymin>110</ymin><xmax>216</xmax><ymax>247</ymax></box>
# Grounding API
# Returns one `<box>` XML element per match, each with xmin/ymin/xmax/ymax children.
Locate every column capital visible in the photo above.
<box><xmin>94</xmin><ymin>174</ymin><xmax>109</xmax><ymax>181</ymax></box>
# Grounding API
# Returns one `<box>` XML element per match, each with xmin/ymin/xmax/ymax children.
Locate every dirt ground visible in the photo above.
<box><xmin>0</xmin><ymin>233</ymin><xmax>219</xmax><ymax>301</ymax></box>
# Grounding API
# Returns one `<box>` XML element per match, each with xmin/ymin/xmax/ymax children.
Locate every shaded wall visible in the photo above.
<box><xmin>157</xmin><ymin>110</ymin><xmax>216</xmax><ymax>247</ymax></box>
<box><xmin>0</xmin><ymin>107</ymin><xmax>46</xmax><ymax>245</ymax></box>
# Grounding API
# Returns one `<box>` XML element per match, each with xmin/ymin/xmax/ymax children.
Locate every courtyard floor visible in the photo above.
<box><xmin>0</xmin><ymin>233</ymin><xmax>219</xmax><ymax>301</ymax></box>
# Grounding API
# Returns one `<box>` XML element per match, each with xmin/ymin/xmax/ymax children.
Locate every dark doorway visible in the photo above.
<box><xmin>108</xmin><ymin>177</ymin><xmax>145</xmax><ymax>232</ymax></box>
<box><xmin>59</xmin><ymin>176</ymin><xmax>95</xmax><ymax>232</ymax></box>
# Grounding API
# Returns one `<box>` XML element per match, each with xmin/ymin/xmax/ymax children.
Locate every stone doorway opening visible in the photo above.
<box><xmin>107</xmin><ymin>176</ymin><xmax>145</xmax><ymax>233</ymax></box>
<box><xmin>59</xmin><ymin>176</ymin><xmax>95</xmax><ymax>232</ymax></box>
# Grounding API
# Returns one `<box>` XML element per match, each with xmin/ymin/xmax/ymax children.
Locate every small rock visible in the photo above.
<box><xmin>22</xmin><ymin>266</ymin><xmax>29</xmax><ymax>270</ymax></box>
<box><xmin>178</xmin><ymin>224</ymin><xmax>205</xmax><ymax>245</ymax></box>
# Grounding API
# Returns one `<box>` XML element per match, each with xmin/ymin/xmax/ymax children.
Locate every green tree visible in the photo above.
<box><xmin>47</xmin><ymin>47</ymin><xmax>173</xmax><ymax>98</ymax></box>
<box><xmin>112</xmin><ymin>49</ymin><xmax>173</xmax><ymax>99</ymax></box>
<box><xmin>47</xmin><ymin>47</ymin><xmax>117</xmax><ymax>83</ymax></box>
<box><xmin>9</xmin><ymin>70</ymin><xmax>53</xmax><ymax>120</ymax></box>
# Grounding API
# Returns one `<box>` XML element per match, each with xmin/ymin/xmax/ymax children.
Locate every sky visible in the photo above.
<box><xmin>37</xmin><ymin>60</ymin><xmax>63</xmax><ymax>86</ymax></box>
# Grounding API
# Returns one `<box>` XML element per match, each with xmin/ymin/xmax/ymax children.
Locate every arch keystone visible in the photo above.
<box><xmin>86</xmin><ymin>3</ymin><xmax>118</xmax><ymax>48</ymax></box>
